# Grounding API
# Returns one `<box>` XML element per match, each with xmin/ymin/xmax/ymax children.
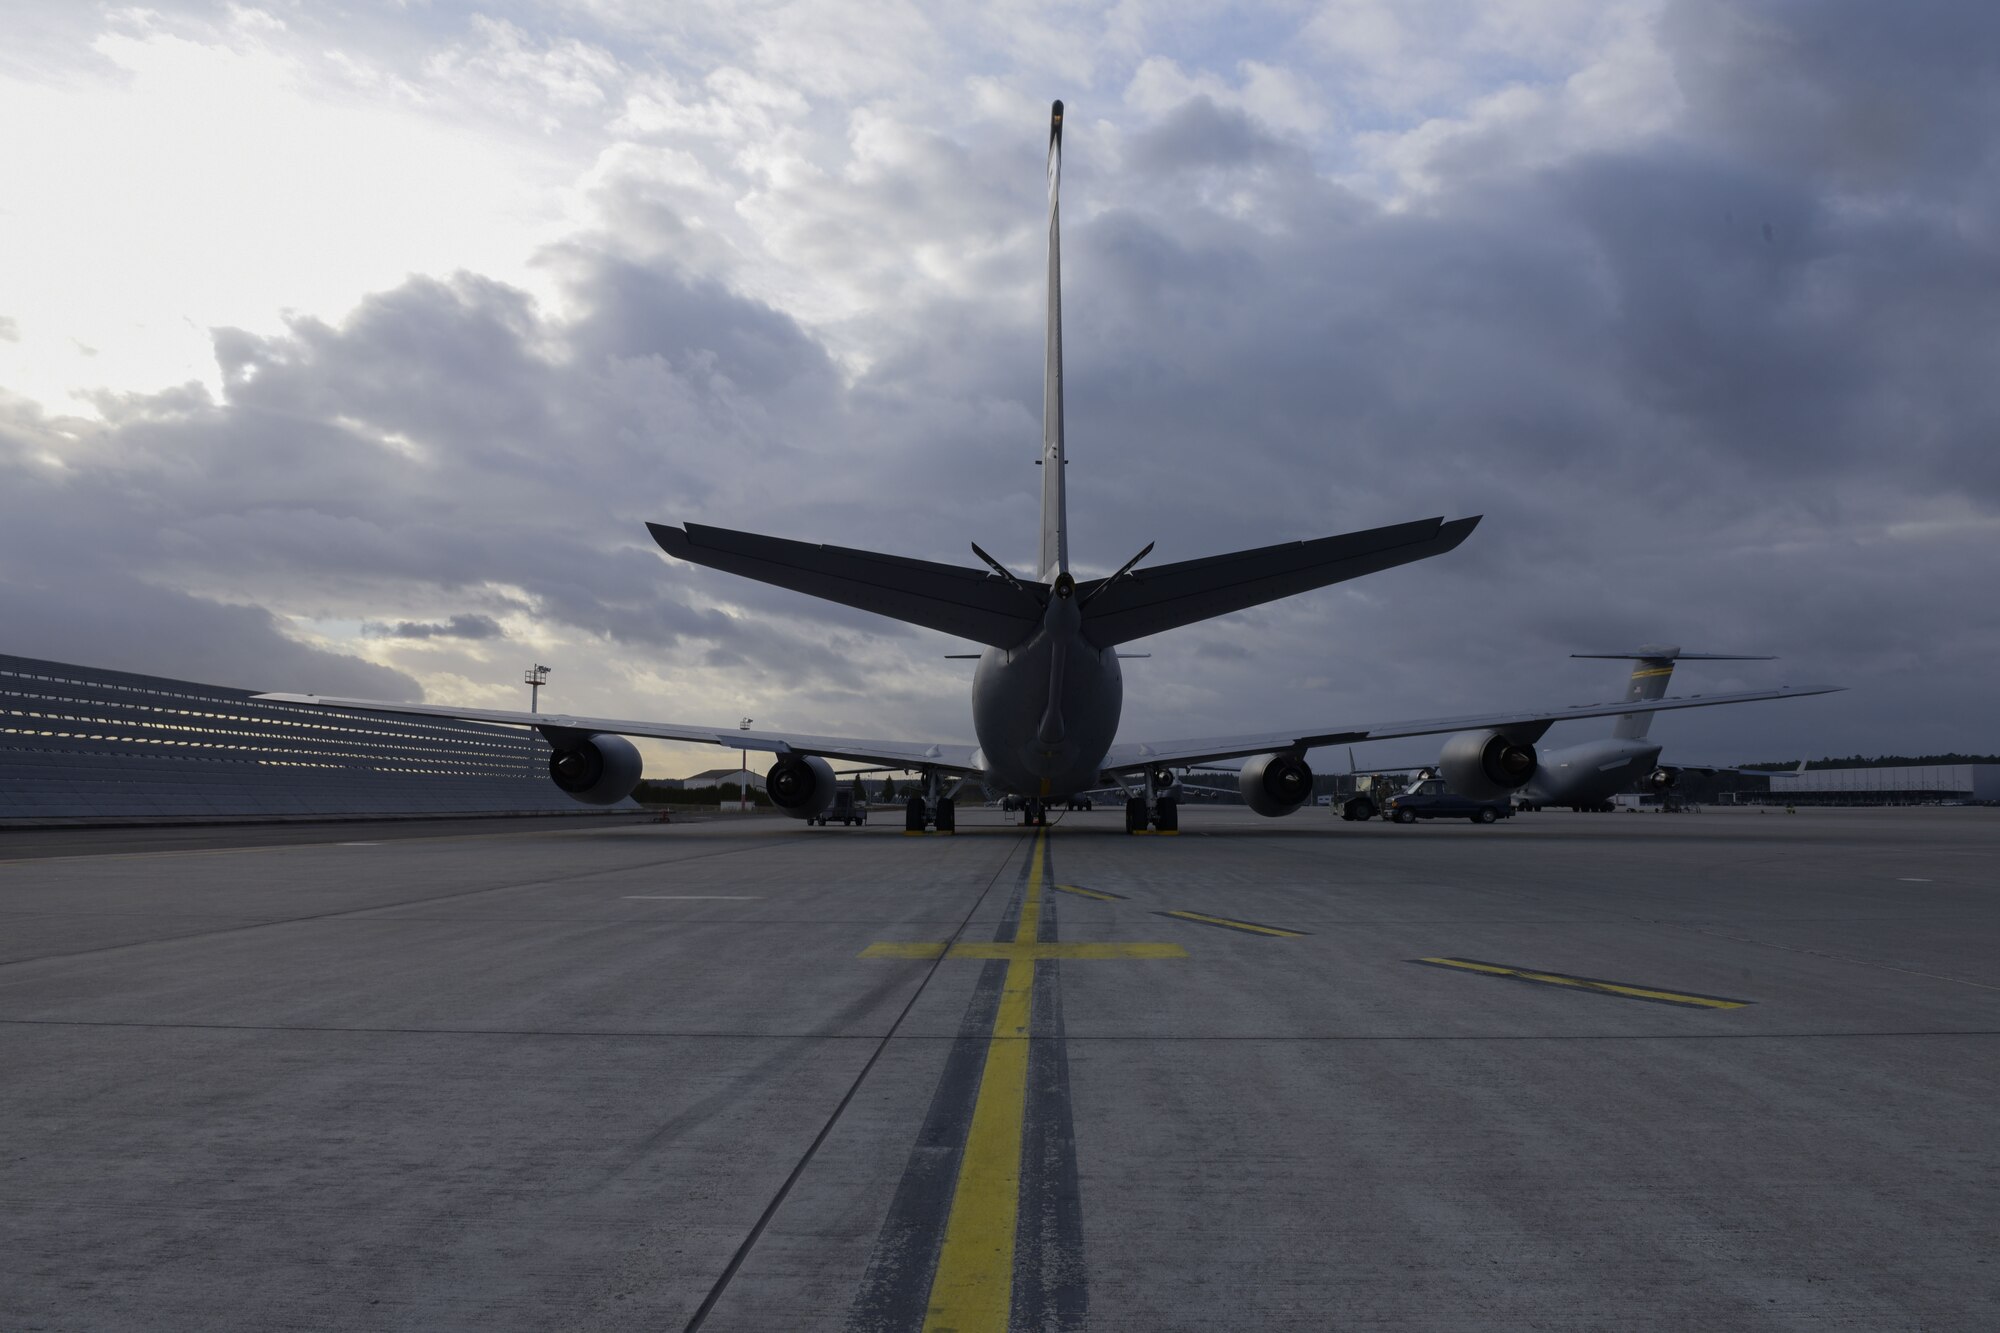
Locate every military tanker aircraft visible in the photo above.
<box><xmin>260</xmin><ymin>102</ymin><xmax>1839</xmax><ymax>834</ymax></box>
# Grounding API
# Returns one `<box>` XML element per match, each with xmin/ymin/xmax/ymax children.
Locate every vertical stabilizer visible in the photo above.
<box><xmin>1571</xmin><ymin>646</ymin><xmax>1777</xmax><ymax>740</ymax></box>
<box><xmin>1039</xmin><ymin>99</ymin><xmax>1068</xmax><ymax>582</ymax></box>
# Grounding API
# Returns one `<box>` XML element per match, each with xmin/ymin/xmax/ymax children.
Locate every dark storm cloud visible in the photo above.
<box><xmin>363</xmin><ymin>613</ymin><xmax>506</xmax><ymax>641</ymax></box>
<box><xmin>1663</xmin><ymin>0</ymin><xmax>2000</xmax><ymax>191</ymax></box>
<box><xmin>0</xmin><ymin>564</ymin><xmax>418</xmax><ymax>698</ymax></box>
<box><xmin>3</xmin><ymin>0</ymin><xmax>1996</xmax><ymax>758</ymax></box>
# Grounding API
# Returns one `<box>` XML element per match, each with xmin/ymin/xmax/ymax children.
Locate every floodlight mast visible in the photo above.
<box><xmin>524</xmin><ymin>664</ymin><xmax>551</xmax><ymax>714</ymax></box>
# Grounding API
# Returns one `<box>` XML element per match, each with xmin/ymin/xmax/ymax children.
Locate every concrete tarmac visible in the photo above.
<box><xmin>2</xmin><ymin>806</ymin><xmax>1995</xmax><ymax>1330</ymax></box>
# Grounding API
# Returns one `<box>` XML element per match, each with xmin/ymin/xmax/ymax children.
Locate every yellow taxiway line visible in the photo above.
<box><xmin>1413</xmin><ymin>956</ymin><xmax>1752</xmax><ymax>1009</ymax></box>
<box><xmin>921</xmin><ymin>827</ymin><xmax>1044</xmax><ymax>1332</ymax></box>
<box><xmin>1157</xmin><ymin>909</ymin><xmax>1310</xmax><ymax>938</ymax></box>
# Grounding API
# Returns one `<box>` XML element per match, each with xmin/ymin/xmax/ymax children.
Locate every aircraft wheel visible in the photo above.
<box><xmin>905</xmin><ymin>797</ymin><xmax>927</xmax><ymax>832</ymax></box>
<box><xmin>1124</xmin><ymin>798</ymin><xmax>1146</xmax><ymax>834</ymax></box>
<box><xmin>1154</xmin><ymin>798</ymin><xmax>1178</xmax><ymax>832</ymax></box>
<box><xmin>935</xmin><ymin>798</ymin><xmax>956</xmax><ymax>832</ymax></box>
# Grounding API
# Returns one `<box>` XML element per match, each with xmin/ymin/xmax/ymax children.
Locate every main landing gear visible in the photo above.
<box><xmin>903</xmin><ymin>771</ymin><xmax>957</xmax><ymax>833</ymax></box>
<box><xmin>1125</xmin><ymin>766</ymin><xmax>1181</xmax><ymax>834</ymax></box>
<box><xmin>904</xmin><ymin>795</ymin><xmax>959</xmax><ymax>831</ymax></box>
<box><xmin>1123</xmin><ymin>796</ymin><xmax>1179</xmax><ymax>833</ymax></box>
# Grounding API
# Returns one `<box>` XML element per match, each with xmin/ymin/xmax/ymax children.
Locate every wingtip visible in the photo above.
<box><xmin>1438</xmin><ymin>515</ymin><xmax>1481</xmax><ymax>548</ymax></box>
<box><xmin>1050</xmin><ymin>99</ymin><xmax>1063</xmax><ymax>142</ymax></box>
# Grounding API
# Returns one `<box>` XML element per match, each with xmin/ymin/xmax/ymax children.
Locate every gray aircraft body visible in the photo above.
<box><xmin>1504</xmin><ymin>649</ymin><xmax>1786</xmax><ymax>810</ymax></box>
<box><xmin>260</xmin><ymin>103</ymin><xmax>1840</xmax><ymax>833</ymax></box>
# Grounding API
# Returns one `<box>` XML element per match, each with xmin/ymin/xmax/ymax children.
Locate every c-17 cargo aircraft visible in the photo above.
<box><xmin>1503</xmin><ymin>647</ymin><xmax>1804</xmax><ymax>812</ymax></box>
<box><xmin>259</xmin><ymin>102</ymin><xmax>1840</xmax><ymax>834</ymax></box>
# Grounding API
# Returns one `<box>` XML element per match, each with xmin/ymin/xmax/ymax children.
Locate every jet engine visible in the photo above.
<box><xmin>548</xmin><ymin>733</ymin><xmax>645</xmax><ymax>805</ymax></box>
<box><xmin>1436</xmin><ymin>730</ymin><xmax>1539</xmax><ymax>801</ymax></box>
<box><xmin>1647</xmin><ymin>768</ymin><xmax>1677</xmax><ymax>791</ymax></box>
<box><xmin>765</xmin><ymin>754</ymin><xmax>838</xmax><ymax>821</ymax></box>
<box><xmin>1238</xmin><ymin>752</ymin><xmax>1314</xmax><ymax>817</ymax></box>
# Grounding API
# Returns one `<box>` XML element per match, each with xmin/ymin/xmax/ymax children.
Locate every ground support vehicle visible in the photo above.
<box><xmin>811</xmin><ymin>790</ymin><xmax>869</xmax><ymax>826</ymax></box>
<box><xmin>1381</xmin><ymin>778</ymin><xmax>1512</xmax><ymax>824</ymax></box>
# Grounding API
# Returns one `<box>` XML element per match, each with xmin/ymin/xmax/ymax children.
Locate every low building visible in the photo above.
<box><xmin>1</xmin><ymin>652</ymin><xmax>635</xmax><ymax>823</ymax></box>
<box><xmin>1768</xmin><ymin>764</ymin><xmax>2000</xmax><ymax>806</ymax></box>
<box><xmin>673</xmin><ymin>766</ymin><xmax>767</xmax><ymax>792</ymax></box>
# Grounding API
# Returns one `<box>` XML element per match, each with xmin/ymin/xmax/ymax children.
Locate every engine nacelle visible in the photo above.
<box><xmin>1648</xmin><ymin>768</ymin><xmax>1677</xmax><ymax>791</ymax></box>
<box><xmin>765</xmin><ymin>754</ymin><xmax>837</xmax><ymax>820</ymax></box>
<box><xmin>1238</xmin><ymin>752</ymin><xmax>1314</xmax><ymax>817</ymax></box>
<box><xmin>1436</xmin><ymin>730</ymin><xmax>1539</xmax><ymax>801</ymax></box>
<box><xmin>547</xmin><ymin>733</ymin><xmax>645</xmax><ymax>805</ymax></box>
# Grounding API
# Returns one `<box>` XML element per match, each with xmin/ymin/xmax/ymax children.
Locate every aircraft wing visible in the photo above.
<box><xmin>1099</xmin><ymin>684</ymin><xmax>1843</xmax><ymax>774</ymax></box>
<box><xmin>1657</xmin><ymin>760</ymin><xmax>1804</xmax><ymax>778</ymax></box>
<box><xmin>253</xmin><ymin>694</ymin><xmax>984</xmax><ymax>774</ymax></box>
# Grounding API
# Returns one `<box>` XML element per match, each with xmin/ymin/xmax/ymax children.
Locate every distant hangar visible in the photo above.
<box><xmin>0</xmin><ymin>653</ymin><xmax>635</xmax><ymax>824</ymax></box>
<box><xmin>1769</xmin><ymin>764</ymin><xmax>1999</xmax><ymax>805</ymax></box>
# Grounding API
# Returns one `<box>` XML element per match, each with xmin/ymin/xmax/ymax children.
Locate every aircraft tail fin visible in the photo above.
<box><xmin>1569</xmin><ymin>647</ymin><xmax>1776</xmax><ymax>739</ymax></box>
<box><xmin>1040</xmin><ymin>99</ymin><xmax>1068</xmax><ymax>582</ymax></box>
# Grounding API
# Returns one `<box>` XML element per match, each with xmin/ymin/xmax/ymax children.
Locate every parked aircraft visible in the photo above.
<box><xmin>1502</xmin><ymin>648</ymin><xmax>1798</xmax><ymax>811</ymax></box>
<box><xmin>258</xmin><ymin>103</ymin><xmax>1840</xmax><ymax>834</ymax></box>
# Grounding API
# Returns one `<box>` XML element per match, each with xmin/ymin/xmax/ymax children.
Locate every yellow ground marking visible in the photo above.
<box><xmin>1052</xmin><ymin>883</ymin><xmax>1124</xmax><ymax>901</ymax></box>
<box><xmin>862</xmin><ymin>941</ymin><xmax>1185</xmax><ymax>961</ymax></box>
<box><xmin>922</xmin><ymin>826</ymin><xmax>1042</xmax><ymax>1333</ymax></box>
<box><xmin>859</xmin><ymin>830</ymin><xmax>1185</xmax><ymax>1330</ymax></box>
<box><xmin>1159</xmin><ymin>909</ymin><xmax>1309</xmax><ymax>938</ymax></box>
<box><xmin>1414</xmin><ymin>957</ymin><xmax>1751</xmax><ymax>1009</ymax></box>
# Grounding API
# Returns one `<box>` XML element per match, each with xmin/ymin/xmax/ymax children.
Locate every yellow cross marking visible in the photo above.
<box><xmin>872</xmin><ymin>829</ymin><xmax>1186</xmax><ymax>1332</ymax></box>
<box><xmin>862</xmin><ymin>940</ymin><xmax>1186</xmax><ymax>960</ymax></box>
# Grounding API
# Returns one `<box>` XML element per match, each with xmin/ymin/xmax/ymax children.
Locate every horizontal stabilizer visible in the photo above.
<box><xmin>650</xmin><ymin>522</ymin><xmax>1042</xmax><ymax>648</ymax></box>
<box><xmin>1076</xmin><ymin>515</ymin><xmax>1479</xmax><ymax>647</ymax></box>
<box><xmin>1570</xmin><ymin>651</ymin><xmax>1775</xmax><ymax>661</ymax></box>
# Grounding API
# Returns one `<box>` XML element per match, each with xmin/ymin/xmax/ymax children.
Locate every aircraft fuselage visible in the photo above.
<box><xmin>1523</xmin><ymin>737</ymin><xmax>1663</xmax><ymax>808</ymax></box>
<box><xmin>970</xmin><ymin>582</ymin><xmax>1122</xmax><ymax>799</ymax></box>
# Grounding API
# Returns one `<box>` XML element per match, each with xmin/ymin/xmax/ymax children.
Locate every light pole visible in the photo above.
<box><xmin>738</xmin><ymin>718</ymin><xmax>753</xmax><ymax>812</ymax></box>
<box><xmin>523</xmin><ymin>664</ymin><xmax>552</xmax><ymax>777</ymax></box>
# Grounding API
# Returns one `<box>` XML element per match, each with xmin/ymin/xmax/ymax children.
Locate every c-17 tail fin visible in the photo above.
<box><xmin>1570</xmin><ymin>647</ymin><xmax>1777</xmax><ymax>739</ymax></box>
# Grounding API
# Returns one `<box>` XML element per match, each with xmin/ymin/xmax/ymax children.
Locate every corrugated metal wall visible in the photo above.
<box><xmin>1</xmin><ymin>654</ymin><xmax>628</xmax><ymax>822</ymax></box>
<box><xmin>1769</xmin><ymin>764</ymin><xmax>2000</xmax><ymax>801</ymax></box>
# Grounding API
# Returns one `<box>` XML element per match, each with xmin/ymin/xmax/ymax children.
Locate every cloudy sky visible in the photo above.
<box><xmin>3</xmin><ymin>0</ymin><xmax>1995</xmax><ymax>777</ymax></box>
